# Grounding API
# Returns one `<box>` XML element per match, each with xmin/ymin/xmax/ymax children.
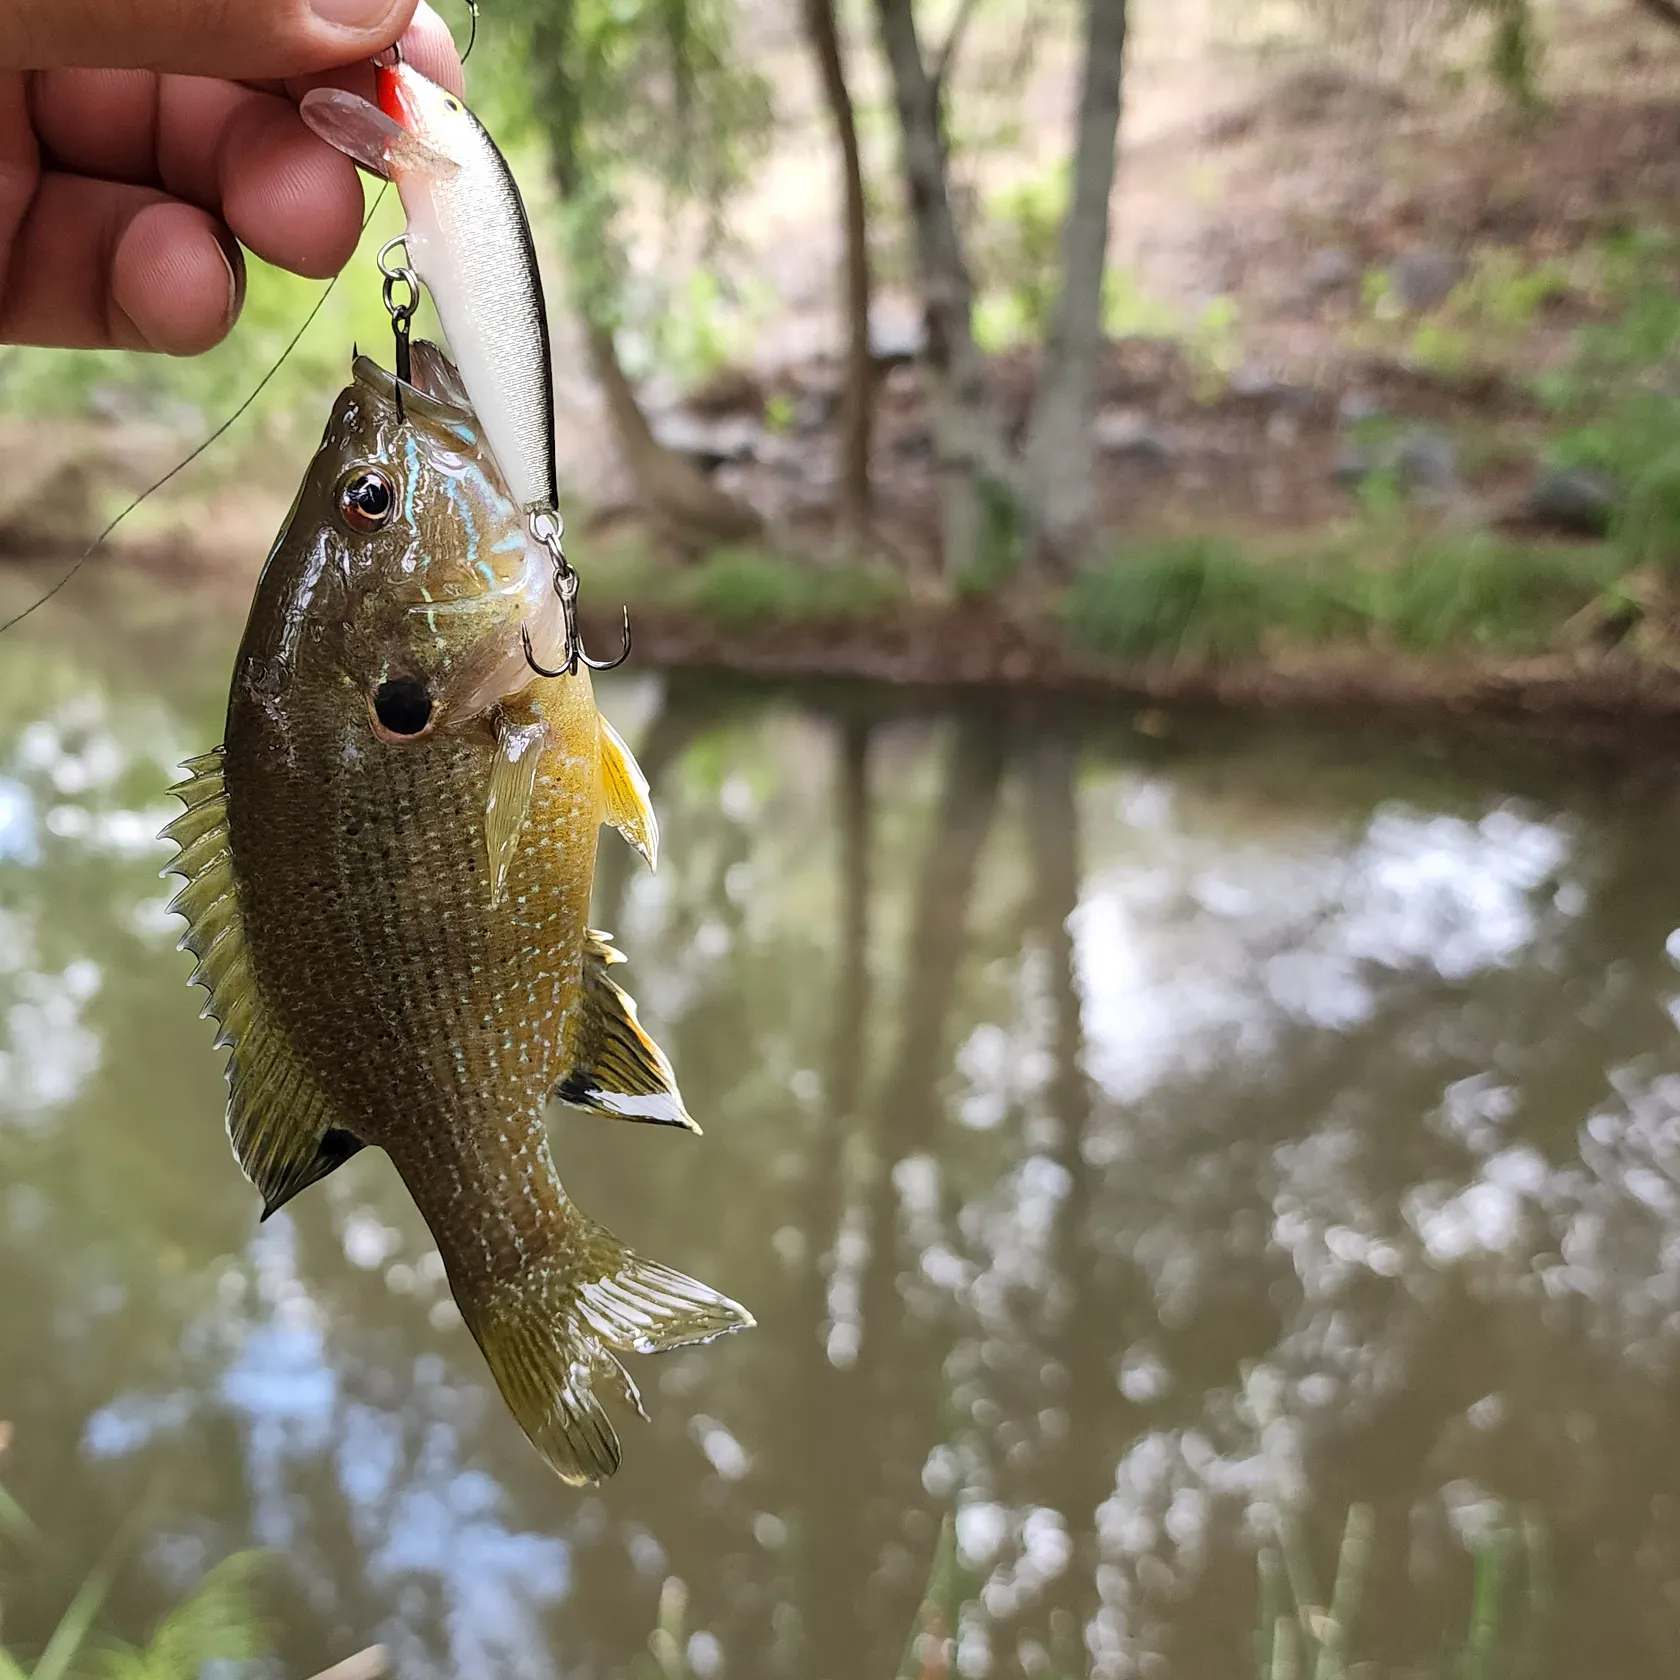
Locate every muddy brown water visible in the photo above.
<box><xmin>5</xmin><ymin>578</ymin><xmax>1680</xmax><ymax>1679</ymax></box>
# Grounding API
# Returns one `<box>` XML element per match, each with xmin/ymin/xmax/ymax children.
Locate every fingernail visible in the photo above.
<box><xmin>310</xmin><ymin>0</ymin><xmax>395</xmax><ymax>27</ymax></box>
<box><xmin>215</xmin><ymin>230</ymin><xmax>246</xmax><ymax>330</ymax></box>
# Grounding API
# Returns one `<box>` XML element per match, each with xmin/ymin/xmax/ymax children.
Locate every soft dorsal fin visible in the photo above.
<box><xmin>163</xmin><ymin>749</ymin><xmax>362</xmax><ymax>1217</ymax></box>
<box><xmin>553</xmin><ymin>931</ymin><xmax>696</xmax><ymax>1131</ymax></box>
<box><xmin>598</xmin><ymin>718</ymin><xmax>658</xmax><ymax>871</ymax></box>
<box><xmin>485</xmin><ymin>706</ymin><xmax>549</xmax><ymax>908</ymax></box>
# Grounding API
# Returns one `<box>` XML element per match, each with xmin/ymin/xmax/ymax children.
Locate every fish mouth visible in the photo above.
<box><xmin>352</xmin><ymin>350</ymin><xmax>478</xmax><ymax>439</ymax></box>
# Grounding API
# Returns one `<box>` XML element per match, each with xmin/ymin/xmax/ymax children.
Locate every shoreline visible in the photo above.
<box><xmin>587</xmin><ymin>601</ymin><xmax>1680</xmax><ymax>731</ymax></box>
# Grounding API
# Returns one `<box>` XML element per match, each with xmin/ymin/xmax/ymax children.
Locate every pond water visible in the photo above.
<box><xmin>4</xmin><ymin>575</ymin><xmax>1680</xmax><ymax>1679</ymax></box>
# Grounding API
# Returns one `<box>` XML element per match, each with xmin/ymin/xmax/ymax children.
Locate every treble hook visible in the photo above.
<box><xmin>377</xmin><ymin>237</ymin><xmax>421</xmax><ymax>411</ymax></box>
<box><xmin>521</xmin><ymin>512</ymin><xmax>633</xmax><ymax>677</ymax></box>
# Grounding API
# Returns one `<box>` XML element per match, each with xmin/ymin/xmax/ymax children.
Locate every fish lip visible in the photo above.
<box><xmin>352</xmin><ymin>354</ymin><xmax>476</xmax><ymax>433</ymax></box>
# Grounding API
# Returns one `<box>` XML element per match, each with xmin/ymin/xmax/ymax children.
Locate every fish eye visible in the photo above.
<box><xmin>338</xmin><ymin>468</ymin><xmax>397</xmax><ymax>534</ymax></box>
<box><xmin>372</xmin><ymin>676</ymin><xmax>434</xmax><ymax>739</ymax></box>
<box><xmin>443</xmin><ymin>96</ymin><xmax>461</xmax><ymax>113</ymax></box>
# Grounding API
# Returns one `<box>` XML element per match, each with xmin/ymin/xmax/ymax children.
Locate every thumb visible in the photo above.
<box><xmin>0</xmin><ymin>0</ymin><xmax>425</xmax><ymax>78</ymax></box>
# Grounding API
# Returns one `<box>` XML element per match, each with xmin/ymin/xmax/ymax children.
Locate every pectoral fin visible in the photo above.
<box><xmin>554</xmin><ymin>932</ymin><xmax>696</xmax><ymax>1130</ymax></box>
<box><xmin>163</xmin><ymin>749</ymin><xmax>362</xmax><ymax>1218</ymax></box>
<box><xmin>299</xmin><ymin>88</ymin><xmax>462</xmax><ymax>182</ymax></box>
<box><xmin>598</xmin><ymin>717</ymin><xmax>658</xmax><ymax>871</ymax></box>
<box><xmin>486</xmin><ymin>707</ymin><xmax>549</xmax><ymax>908</ymax></box>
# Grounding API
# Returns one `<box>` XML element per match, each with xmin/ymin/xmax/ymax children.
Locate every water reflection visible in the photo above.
<box><xmin>4</xmin><ymin>582</ymin><xmax>1680</xmax><ymax>1676</ymax></box>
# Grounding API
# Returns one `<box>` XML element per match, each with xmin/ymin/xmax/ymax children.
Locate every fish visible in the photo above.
<box><xmin>300</xmin><ymin>62</ymin><xmax>559</xmax><ymax>523</ymax></box>
<box><xmin>163</xmin><ymin>342</ymin><xmax>751</xmax><ymax>1484</ymax></box>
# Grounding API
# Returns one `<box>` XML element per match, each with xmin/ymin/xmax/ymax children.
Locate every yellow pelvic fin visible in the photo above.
<box><xmin>598</xmin><ymin>716</ymin><xmax>658</xmax><ymax>871</ymax></box>
<box><xmin>485</xmin><ymin>706</ymin><xmax>549</xmax><ymax>909</ymax></box>
<box><xmin>163</xmin><ymin>749</ymin><xmax>362</xmax><ymax>1218</ymax></box>
<box><xmin>459</xmin><ymin>1203</ymin><xmax>754</xmax><ymax>1485</ymax></box>
<box><xmin>553</xmin><ymin>932</ymin><xmax>697</xmax><ymax>1131</ymax></box>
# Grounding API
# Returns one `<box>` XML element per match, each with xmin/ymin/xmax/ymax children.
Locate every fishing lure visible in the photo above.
<box><xmin>0</xmin><ymin>5</ymin><xmax>488</xmax><ymax>641</ymax></box>
<box><xmin>302</xmin><ymin>51</ymin><xmax>629</xmax><ymax>677</ymax></box>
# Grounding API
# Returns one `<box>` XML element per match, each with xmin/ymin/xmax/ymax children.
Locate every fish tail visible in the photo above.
<box><xmin>457</xmin><ymin>1213</ymin><xmax>754</xmax><ymax>1486</ymax></box>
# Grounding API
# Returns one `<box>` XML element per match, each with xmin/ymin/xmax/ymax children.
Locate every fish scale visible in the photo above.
<box><xmin>164</xmin><ymin>346</ymin><xmax>751</xmax><ymax>1485</ymax></box>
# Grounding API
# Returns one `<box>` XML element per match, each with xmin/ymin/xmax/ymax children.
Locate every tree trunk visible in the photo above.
<box><xmin>801</xmin><ymin>0</ymin><xmax>876</xmax><ymax>542</ymax></box>
<box><xmin>583</xmin><ymin>323</ymin><xmax>763</xmax><ymax>551</ymax></box>
<box><xmin>530</xmin><ymin>11</ymin><xmax>762</xmax><ymax>552</ymax></box>
<box><xmin>1021</xmin><ymin>0</ymin><xmax>1128</xmax><ymax>567</ymax></box>
<box><xmin>1633</xmin><ymin>0</ymin><xmax>1680</xmax><ymax>32</ymax></box>
<box><xmin>869</xmin><ymin>0</ymin><xmax>1006</xmax><ymax>574</ymax></box>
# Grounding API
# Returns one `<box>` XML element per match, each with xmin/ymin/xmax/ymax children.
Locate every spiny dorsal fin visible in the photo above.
<box><xmin>485</xmin><ymin>706</ymin><xmax>549</xmax><ymax>908</ymax></box>
<box><xmin>163</xmin><ymin>748</ymin><xmax>360</xmax><ymax>1217</ymax></box>
<box><xmin>553</xmin><ymin>931</ymin><xmax>696</xmax><ymax>1131</ymax></box>
<box><xmin>598</xmin><ymin>717</ymin><xmax>658</xmax><ymax>871</ymax></box>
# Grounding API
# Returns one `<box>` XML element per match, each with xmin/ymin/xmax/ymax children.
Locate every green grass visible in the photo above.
<box><xmin>1059</xmin><ymin>532</ymin><xmax>1625</xmax><ymax>668</ymax></box>
<box><xmin>674</xmin><ymin>548</ymin><xmax>908</xmax><ymax>631</ymax></box>
<box><xmin>1254</xmin><ymin>1501</ymin><xmax>1550</xmax><ymax>1680</ymax></box>
<box><xmin>0</xmin><ymin>1452</ymin><xmax>267</xmax><ymax>1680</ymax></box>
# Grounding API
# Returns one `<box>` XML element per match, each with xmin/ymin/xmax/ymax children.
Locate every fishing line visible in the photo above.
<box><xmin>0</xmin><ymin>0</ymin><xmax>481</xmax><ymax>637</ymax></box>
<box><xmin>0</xmin><ymin>191</ymin><xmax>388</xmax><ymax>637</ymax></box>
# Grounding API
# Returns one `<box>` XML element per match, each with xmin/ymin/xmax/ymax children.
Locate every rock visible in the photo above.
<box><xmin>0</xmin><ymin>449</ymin><xmax>112</xmax><ymax>555</ymax></box>
<box><xmin>1229</xmin><ymin>362</ymin><xmax>1283</xmax><ymax>400</ymax></box>
<box><xmin>1093</xmin><ymin>407</ymin><xmax>1172</xmax><ymax>465</ymax></box>
<box><xmin>1301</xmin><ymin>249</ymin><xmax>1360</xmax><ymax>295</ymax></box>
<box><xmin>1337</xmin><ymin>390</ymin><xmax>1385</xmax><ymax>425</ymax></box>
<box><xmin>1331</xmin><ymin>424</ymin><xmax>1460</xmax><ymax>499</ymax></box>
<box><xmin>1332</xmin><ymin>443</ymin><xmax>1377</xmax><ymax>490</ymax></box>
<box><xmin>1395</xmin><ymin>425</ymin><xmax>1459</xmax><ymax>496</ymax></box>
<box><xmin>650</xmin><ymin>411</ymin><xmax>761</xmax><ymax>475</ymax></box>
<box><xmin>1388</xmin><ymin>245</ymin><xmax>1463</xmax><ymax>312</ymax></box>
<box><xmin>868</xmin><ymin>304</ymin><xmax>925</xmax><ymax>366</ymax></box>
<box><xmin>1527</xmin><ymin>466</ymin><xmax>1620</xmax><ymax>537</ymax></box>
<box><xmin>683</xmin><ymin>366</ymin><xmax>764</xmax><ymax>419</ymax></box>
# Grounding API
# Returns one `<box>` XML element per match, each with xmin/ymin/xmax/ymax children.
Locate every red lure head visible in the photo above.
<box><xmin>376</xmin><ymin>64</ymin><xmax>413</xmax><ymax>129</ymax></box>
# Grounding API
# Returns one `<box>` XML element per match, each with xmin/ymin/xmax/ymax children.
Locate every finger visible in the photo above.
<box><xmin>30</xmin><ymin>71</ymin><xmax>365</xmax><ymax>278</ymax></box>
<box><xmin>0</xmin><ymin>0</ymin><xmax>425</xmax><ymax>80</ymax></box>
<box><xmin>287</xmin><ymin>1</ymin><xmax>466</xmax><ymax>99</ymax></box>
<box><xmin>0</xmin><ymin>176</ymin><xmax>241</xmax><ymax>354</ymax></box>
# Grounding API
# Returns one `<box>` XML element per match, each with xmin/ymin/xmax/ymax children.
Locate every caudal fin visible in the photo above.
<box><xmin>458</xmin><ymin>1214</ymin><xmax>753</xmax><ymax>1485</ymax></box>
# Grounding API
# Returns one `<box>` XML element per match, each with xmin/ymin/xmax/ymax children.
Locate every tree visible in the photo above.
<box><xmin>869</xmin><ymin>0</ymin><xmax>1010</xmax><ymax>572</ymax></box>
<box><xmin>868</xmin><ymin>0</ymin><xmax>1130</xmax><ymax>572</ymax></box>
<box><xmin>800</xmin><ymin>0</ymin><xmax>877</xmax><ymax>543</ymax></box>
<box><xmin>1020</xmin><ymin>0</ymin><xmax>1129</xmax><ymax>564</ymax></box>
<box><xmin>498</xmin><ymin>0</ymin><xmax>768</xmax><ymax>549</ymax></box>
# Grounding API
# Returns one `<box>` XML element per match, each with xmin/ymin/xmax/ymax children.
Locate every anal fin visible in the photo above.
<box><xmin>598</xmin><ymin>717</ymin><xmax>658</xmax><ymax>871</ymax></box>
<box><xmin>553</xmin><ymin>932</ymin><xmax>697</xmax><ymax>1131</ymax></box>
<box><xmin>163</xmin><ymin>748</ymin><xmax>360</xmax><ymax>1218</ymax></box>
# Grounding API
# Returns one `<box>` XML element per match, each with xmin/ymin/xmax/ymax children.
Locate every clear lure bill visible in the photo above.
<box><xmin>301</xmin><ymin>61</ymin><xmax>560</xmax><ymax>524</ymax></box>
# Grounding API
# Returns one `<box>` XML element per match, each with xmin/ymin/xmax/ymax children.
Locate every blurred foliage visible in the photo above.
<box><xmin>973</xmin><ymin>165</ymin><xmax>1243</xmax><ymax>392</ymax></box>
<box><xmin>674</xmin><ymin>547</ymin><xmax>908</xmax><ymax>628</ymax></box>
<box><xmin>1538</xmin><ymin>230</ymin><xmax>1680</xmax><ymax>571</ymax></box>
<box><xmin>0</xmin><ymin>1455</ymin><xmax>266</xmax><ymax>1680</ymax></box>
<box><xmin>1293</xmin><ymin>0</ymin><xmax>1543</xmax><ymax>102</ymax></box>
<box><xmin>1061</xmin><ymin>528</ymin><xmax>1624</xmax><ymax>666</ymax></box>
<box><xmin>494</xmin><ymin>0</ymin><xmax>774</xmax><ymax>334</ymax></box>
<box><xmin>1355</xmin><ymin>245</ymin><xmax>1574</xmax><ymax>382</ymax></box>
<box><xmin>0</xmin><ymin>195</ymin><xmax>413</xmax><ymax>450</ymax></box>
<box><xmin>1061</xmin><ymin>537</ymin><xmax>1277</xmax><ymax>664</ymax></box>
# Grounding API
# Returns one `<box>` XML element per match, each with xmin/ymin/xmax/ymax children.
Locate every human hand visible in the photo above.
<box><xmin>0</xmin><ymin>0</ymin><xmax>465</xmax><ymax>355</ymax></box>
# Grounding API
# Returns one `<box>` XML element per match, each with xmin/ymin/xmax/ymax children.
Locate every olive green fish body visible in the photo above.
<box><xmin>166</xmin><ymin>348</ymin><xmax>749</xmax><ymax>1484</ymax></box>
